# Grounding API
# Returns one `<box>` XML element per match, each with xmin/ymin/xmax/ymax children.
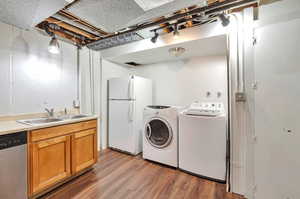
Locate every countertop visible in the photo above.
<box><xmin>0</xmin><ymin>116</ymin><xmax>98</xmax><ymax>136</ymax></box>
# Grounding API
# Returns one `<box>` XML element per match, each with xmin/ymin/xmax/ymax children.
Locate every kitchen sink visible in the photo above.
<box><xmin>57</xmin><ymin>114</ymin><xmax>90</xmax><ymax>120</ymax></box>
<box><xmin>17</xmin><ymin>118</ymin><xmax>63</xmax><ymax>125</ymax></box>
<box><xmin>70</xmin><ymin>114</ymin><xmax>89</xmax><ymax>119</ymax></box>
<box><xmin>17</xmin><ymin>115</ymin><xmax>91</xmax><ymax>125</ymax></box>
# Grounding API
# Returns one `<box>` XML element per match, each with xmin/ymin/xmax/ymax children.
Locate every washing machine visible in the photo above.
<box><xmin>143</xmin><ymin>105</ymin><xmax>179</xmax><ymax>167</ymax></box>
<box><xmin>179</xmin><ymin>102</ymin><xmax>227</xmax><ymax>182</ymax></box>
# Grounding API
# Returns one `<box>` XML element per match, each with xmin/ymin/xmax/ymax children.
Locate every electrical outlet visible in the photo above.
<box><xmin>235</xmin><ymin>92</ymin><xmax>246</xmax><ymax>102</ymax></box>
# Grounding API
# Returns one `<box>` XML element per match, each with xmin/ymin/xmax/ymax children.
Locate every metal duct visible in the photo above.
<box><xmin>87</xmin><ymin>32</ymin><xmax>143</xmax><ymax>51</ymax></box>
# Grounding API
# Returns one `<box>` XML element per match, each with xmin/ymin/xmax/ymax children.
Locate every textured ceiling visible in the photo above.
<box><xmin>0</xmin><ymin>0</ymin><xmax>67</xmax><ymax>29</ymax></box>
<box><xmin>109</xmin><ymin>35</ymin><xmax>227</xmax><ymax>65</ymax></box>
<box><xmin>68</xmin><ymin>0</ymin><xmax>145</xmax><ymax>33</ymax></box>
<box><xmin>0</xmin><ymin>0</ymin><xmax>205</xmax><ymax>33</ymax></box>
<box><xmin>68</xmin><ymin>0</ymin><xmax>205</xmax><ymax>32</ymax></box>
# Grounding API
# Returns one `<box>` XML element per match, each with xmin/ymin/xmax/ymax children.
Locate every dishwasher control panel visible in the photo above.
<box><xmin>0</xmin><ymin>131</ymin><xmax>27</xmax><ymax>150</ymax></box>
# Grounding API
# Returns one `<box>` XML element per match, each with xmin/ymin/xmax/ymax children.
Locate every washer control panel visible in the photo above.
<box><xmin>185</xmin><ymin>102</ymin><xmax>225</xmax><ymax>116</ymax></box>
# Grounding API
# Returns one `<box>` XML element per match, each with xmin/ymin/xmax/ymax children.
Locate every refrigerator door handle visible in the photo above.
<box><xmin>128</xmin><ymin>77</ymin><xmax>134</xmax><ymax>99</ymax></box>
<box><xmin>128</xmin><ymin>79</ymin><xmax>131</xmax><ymax>99</ymax></box>
<box><xmin>129</xmin><ymin>101</ymin><xmax>134</xmax><ymax>122</ymax></box>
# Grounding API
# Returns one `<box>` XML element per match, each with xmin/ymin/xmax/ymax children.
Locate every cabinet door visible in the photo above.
<box><xmin>72</xmin><ymin>128</ymin><xmax>98</xmax><ymax>173</ymax></box>
<box><xmin>30</xmin><ymin>135</ymin><xmax>71</xmax><ymax>194</ymax></box>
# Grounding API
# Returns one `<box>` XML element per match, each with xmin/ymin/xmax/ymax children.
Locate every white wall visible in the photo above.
<box><xmin>227</xmin><ymin>9</ymin><xmax>256</xmax><ymax>197</ymax></box>
<box><xmin>253</xmin><ymin>0</ymin><xmax>300</xmax><ymax>198</ymax></box>
<box><xmin>0</xmin><ymin>21</ymin><xmax>78</xmax><ymax>115</ymax></box>
<box><xmin>79</xmin><ymin>47</ymin><xmax>102</xmax><ymax>150</ymax></box>
<box><xmin>134</xmin><ymin>56</ymin><xmax>227</xmax><ymax>107</ymax></box>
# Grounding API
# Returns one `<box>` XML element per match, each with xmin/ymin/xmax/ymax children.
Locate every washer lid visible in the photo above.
<box><xmin>145</xmin><ymin>118</ymin><xmax>172</xmax><ymax>149</ymax></box>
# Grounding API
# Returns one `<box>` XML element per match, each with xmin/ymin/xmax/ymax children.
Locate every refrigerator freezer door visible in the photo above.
<box><xmin>109</xmin><ymin>100</ymin><xmax>135</xmax><ymax>154</ymax></box>
<box><xmin>108</xmin><ymin>77</ymin><xmax>134</xmax><ymax>100</ymax></box>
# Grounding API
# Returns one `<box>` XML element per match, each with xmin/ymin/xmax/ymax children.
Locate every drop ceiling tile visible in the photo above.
<box><xmin>68</xmin><ymin>0</ymin><xmax>145</xmax><ymax>32</ymax></box>
<box><xmin>126</xmin><ymin>0</ymin><xmax>206</xmax><ymax>28</ymax></box>
<box><xmin>0</xmin><ymin>0</ymin><xmax>67</xmax><ymax>29</ymax></box>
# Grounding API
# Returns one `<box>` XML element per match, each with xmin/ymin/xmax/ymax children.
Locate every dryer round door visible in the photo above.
<box><xmin>145</xmin><ymin>118</ymin><xmax>173</xmax><ymax>149</ymax></box>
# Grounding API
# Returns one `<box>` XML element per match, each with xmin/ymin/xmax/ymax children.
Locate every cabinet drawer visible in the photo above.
<box><xmin>30</xmin><ymin>120</ymin><xmax>97</xmax><ymax>142</ymax></box>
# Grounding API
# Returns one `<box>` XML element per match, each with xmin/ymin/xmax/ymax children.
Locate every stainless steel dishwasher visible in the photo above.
<box><xmin>0</xmin><ymin>131</ymin><xmax>27</xmax><ymax>199</ymax></box>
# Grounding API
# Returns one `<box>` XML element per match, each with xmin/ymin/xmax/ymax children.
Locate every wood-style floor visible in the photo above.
<box><xmin>42</xmin><ymin>149</ymin><xmax>245</xmax><ymax>199</ymax></box>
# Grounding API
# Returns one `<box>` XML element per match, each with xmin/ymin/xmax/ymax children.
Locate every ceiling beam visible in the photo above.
<box><xmin>63</xmin><ymin>0</ymin><xmax>81</xmax><ymax>10</ymax></box>
<box><xmin>47</xmin><ymin>27</ymin><xmax>84</xmax><ymax>45</ymax></box>
<box><xmin>259</xmin><ymin>0</ymin><xmax>282</xmax><ymax>5</ymax></box>
<box><xmin>57</xmin><ymin>10</ymin><xmax>109</xmax><ymax>36</ymax></box>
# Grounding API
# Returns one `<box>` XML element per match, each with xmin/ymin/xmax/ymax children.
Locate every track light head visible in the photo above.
<box><xmin>151</xmin><ymin>30</ymin><xmax>159</xmax><ymax>43</ymax></box>
<box><xmin>218</xmin><ymin>13</ymin><xmax>230</xmax><ymax>27</ymax></box>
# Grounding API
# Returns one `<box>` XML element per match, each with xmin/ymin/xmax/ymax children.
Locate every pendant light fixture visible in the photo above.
<box><xmin>44</xmin><ymin>22</ymin><xmax>61</xmax><ymax>54</ymax></box>
<box><xmin>48</xmin><ymin>36</ymin><xmax>60</xmax><ymax>54</ymax></box>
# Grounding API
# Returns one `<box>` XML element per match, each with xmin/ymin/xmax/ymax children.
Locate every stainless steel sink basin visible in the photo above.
<box><xmin>17</xmin><ymin>118</ymin><xmax>63</xmax><ymax>125</ymax></box>
<box><xmin>17</xmin><ymin>114</ymin><xmax>91</xmax><ymax>126</ymax></box>
<box><xmin>70</xmin><ymin>114</ymin><xmax>89</xmax><ymax>119</ymax></box>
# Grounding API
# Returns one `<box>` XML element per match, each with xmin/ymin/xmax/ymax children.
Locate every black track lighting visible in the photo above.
<box><xmin>218</xmin><ymin>13</ymin><xmax>230</xmax><ymax>27</ymax></box>
<box><xmin>151</xmin><ymin>30</ymin><xmax>159</xmax><ymax>43</ymax></box>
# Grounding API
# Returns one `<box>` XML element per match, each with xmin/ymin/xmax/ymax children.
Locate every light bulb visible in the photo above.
<box><xmin>48</xmin><ymin>36</ymin><xmax>60</xmax><ymax>54</ymax></box>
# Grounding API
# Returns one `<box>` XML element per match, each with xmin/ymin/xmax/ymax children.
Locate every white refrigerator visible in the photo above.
<box><xmin>108</xmin><ymin>75</ymin><xmax>152</xmax><ymax>155</ymax></box>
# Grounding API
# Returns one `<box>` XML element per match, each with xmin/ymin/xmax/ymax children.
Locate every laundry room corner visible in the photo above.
<box><xmin>96</xmin><ymin>8</ymin><xmax>256</xmax><ymax>197</ymax></box>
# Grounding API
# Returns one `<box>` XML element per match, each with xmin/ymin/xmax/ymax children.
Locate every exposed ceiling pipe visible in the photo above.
<box><xmin>53</xmin><ymin>14</ymin><xmax>103</xmax><ymax>36</ymax></box>
<box><xmin>57</xmin><ymin>10</ymin><xmax>109</xmax><ymax>36</ymax></box>
<box><xmin>40</xmin><ymin>21</ymin><xmax>87</xmax><ymax>45</ymax></box>
<box><xmin>88</xmin><ymin>0</ymin><xmax>257</xmax><ymax>44</ymax></box>
<box><xmin>45</xmin><ymin>17</ymin><xmax>100</xmax><ymax>40</ymax></box>
<box><xmin>149</xmin><ymin>13</ymin><xmax>217</xmax><ymax>33</ymax></box>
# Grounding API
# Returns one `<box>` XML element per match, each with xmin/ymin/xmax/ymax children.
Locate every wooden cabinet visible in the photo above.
<box><xmin>28</xmin><ymin>119</ymin><xmax>98</xmax><ymax>197</ymax></box>
<box><xmin>72</xmin><ymin>129</ymin><xmax>98</xmax><ymax>173</ymax></box>
<box><xmin>30</xmin><ymin>135</ymin><xmax>71</xmax><ymax>194</ymax></box>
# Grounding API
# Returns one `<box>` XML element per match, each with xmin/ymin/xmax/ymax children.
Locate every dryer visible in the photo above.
<box><xmin>179</xmin><ymin>102</ymin><xmax>227</xmax><ymax>182</ymax></box>
<box><xmin>143</xmin><ymin>105</ymin><xmax>178</xmax><ymax>167</ymax></box>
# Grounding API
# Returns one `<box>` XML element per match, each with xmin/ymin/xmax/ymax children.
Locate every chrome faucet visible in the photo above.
<box><xmin>45</xmin><ymin>108</ymin><xmax>54</xmax><ymax>118</ymax></box>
